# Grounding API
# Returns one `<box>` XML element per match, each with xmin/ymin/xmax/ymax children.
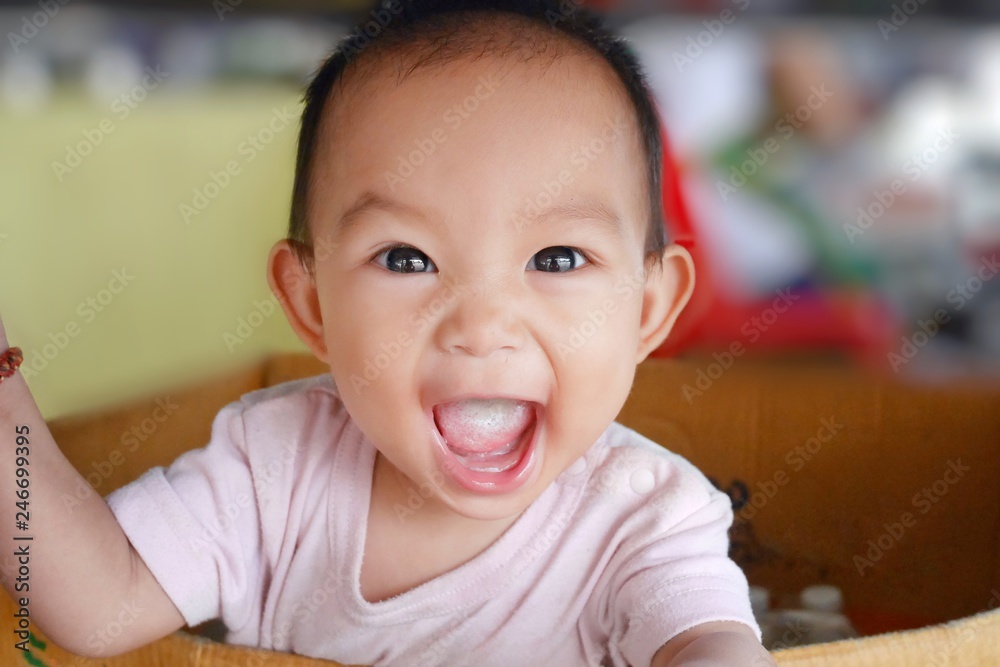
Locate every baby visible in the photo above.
<box><xmin>0</xmin><ymin>0</ymin><xmax>776</xmax><ymax>665</ymax></box>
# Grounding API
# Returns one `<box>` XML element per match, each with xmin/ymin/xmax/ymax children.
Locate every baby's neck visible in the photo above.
<box><xmin>360</xmin><ymin>453</ymin><xmax>525</xmax><ymax>603</ymax></box>
<box><xmin>370</xmin><ymin>451</ymin><xmax>523</xmax><ymax>535</ymax></box>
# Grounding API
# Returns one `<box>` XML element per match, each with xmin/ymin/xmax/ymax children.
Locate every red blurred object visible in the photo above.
<box><xmin>651</xmin><ymin>118</ymin><xmax>712</xmax><ymax>358</ymax></box>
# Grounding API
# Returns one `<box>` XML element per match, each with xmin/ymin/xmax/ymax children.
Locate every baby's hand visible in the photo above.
<box><xmin>652</xmin><ymin>621</ymin><xmax>776</xmax><ymax>667</ymax></box>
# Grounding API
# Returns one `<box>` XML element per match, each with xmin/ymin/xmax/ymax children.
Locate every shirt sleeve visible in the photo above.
<box><xmin>103</xmin><ymin>399</ymin><xmax>263</xmax><ymax>630</ymax></box>
<box><xmin>607</xmin><ymin>474</ymin><xmax>760</xmax><ymax>667</ymax></box>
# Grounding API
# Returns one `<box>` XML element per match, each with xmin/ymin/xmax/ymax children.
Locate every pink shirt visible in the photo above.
<box><xmin>105</xmin><ymin>374</ymin><xmax>759</xmax><ymax>667</ymax></box>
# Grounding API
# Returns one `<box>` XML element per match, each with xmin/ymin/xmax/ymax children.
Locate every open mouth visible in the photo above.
<box><xmin>433</xmin><ymin>408</ymin><xmax>535</xmax><ymax>473</ymax></box>
<box><xmin>428</xmin><ymin>398</ymin><xmax>543</xmax><ymax>493</ymax></box>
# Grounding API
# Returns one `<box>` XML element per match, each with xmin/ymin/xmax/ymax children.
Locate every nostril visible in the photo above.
<box><xmin>433</xmin><ymin>297</ymin><xmax>526</xmax><ymax>358</ymax></box>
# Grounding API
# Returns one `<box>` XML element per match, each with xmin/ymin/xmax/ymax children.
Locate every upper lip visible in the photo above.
<box><xmin>429</xmin><ymin>392</ymin><xmax>544</xmax><ymax>408</ymax></box>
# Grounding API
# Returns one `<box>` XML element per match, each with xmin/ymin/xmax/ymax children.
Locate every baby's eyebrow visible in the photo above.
<box><xmin>529</xmin><ymin>199</ymin><xmax>628</xmax><ymax>242</ymax></box>
<box><xmin>336</xmin><ymin>190</ymin><xmax>423</xmax><ymax>234</ymax></box>
<box><xmin>335</xmin><ymin>189</ymin><xmax>628</xmax><ymax>242</ymax></box>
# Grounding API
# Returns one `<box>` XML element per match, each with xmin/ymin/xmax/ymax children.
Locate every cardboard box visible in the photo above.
<box><xmin>4</xmin><ymin>353</ymin><xmax>999</xmax><ymax>665</ymax></box>
<box><xmin>620</xmin><ymin>356</ymin><xmax>1000</xmax><ymax>627</ymax></box>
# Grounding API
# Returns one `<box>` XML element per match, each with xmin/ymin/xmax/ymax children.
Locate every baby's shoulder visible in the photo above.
<box><xmin>578</xmin><ymin>422</ymin><xmax>726</xmax><ymax>525</ymax></box>
<box><xmin>231</xmin><ymin>373</ymin><xmax>345</xmax><ymax>422</ymax></box>
<box><xmin>237</xmin><ymin>372</ymin><xmax>339</xmax><ymax>409</ymax></box>
<box><xmin>218</xmin><ymin>373</ymin><xmax>354</xmax><ymax>455</ymax></box>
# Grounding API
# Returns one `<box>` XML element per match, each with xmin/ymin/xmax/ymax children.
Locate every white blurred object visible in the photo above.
<box><xmin>964</xmin><ymin>28</ymin><xmax>1000</xmax><ymax>149</ymax></box>
<box><xmin>297</xmin><ymin>23</ymin><xmax>350</xmax><ymax>80</ymax></box>
<box><xmin>761</xmin><ymin>585</ymin><xmax>858</xmax><ymax>650</ymax></box>
<box><xmin>0</xmin><ymin>53</ymin><xmax>53</xmax><ymax>113</ymax></box>
<box><xmin>85</xmin><ymin>44</ymin><xmax>144</xmax><ymax>106</ymax></box>
<box><xmin>768</xmin><ymin>608</ymin><xmax>858</xmax><ymax>648</ymax></box>
<box><xmin>954</xmin><ymin>29</ymin><xmax>1000</xmax><ymax>247</ymax></box>
<box><xmin>750</xmin><ymin>585</ymin><xmax>770</xmax><ymax>619</ymax></box>
<box><xmin>621</xmin><ymin>17</ymin><xmax>767</xmax><ymax>160</ymax></box>
<box><xmin>685</xmin><ymin>169</ymin><xmax>815</xmax><ymax>301</ymax></box>
<box><xmin>159</xmin><ymin>26</ymin><xmax>220</xmax><ymax>87</ymax></box>
<box><xmin>800</xmin><ymin>584</ymin><xmax>844</xmax><ymax>613</ymax></box>
<box><xmin>877</xmin><ymin>77</ymin><xmax>963</xmax><ymax>195</ymax></box>
<box><xmin>622</xmin><ymin>17</ymin><xmax>814</xmax><ymax>301</ymax></box>
<box><xmin>954</xmin><ymin>151</ymin><xmax>1000</xmax><ymax>247</ymax></box>
<box><xmin>221</xmin><ymin>19</ymin><xmax>342</xmax><ymax>79</ymax></box>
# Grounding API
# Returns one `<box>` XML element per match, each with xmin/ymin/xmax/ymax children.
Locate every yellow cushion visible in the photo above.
<box><xmin>6</xmin><ymin>593</ymin><xmax>998</xmax><ymax>666</ymax></box>
<box><xmin>774</xmin><ymin>607</ymin><xmax>1000</xmax><ymax>666</ymax></box>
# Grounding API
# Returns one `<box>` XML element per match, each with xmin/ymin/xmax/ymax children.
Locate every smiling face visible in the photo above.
<box><xmin>269</xmin><ymin>47</ymin><xmax>693</xmax><ymax>523</ymax></box>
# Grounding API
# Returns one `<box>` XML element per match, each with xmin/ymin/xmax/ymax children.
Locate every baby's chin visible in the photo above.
<box><xmin>427</xmin><ymin>458</ymin><xmax>566</xmax><ymax>524</ymax></box>
<box><xmin>433</xmin><ymin>485</ymin><xmax>544</xmax><ymax>523</ymax></box>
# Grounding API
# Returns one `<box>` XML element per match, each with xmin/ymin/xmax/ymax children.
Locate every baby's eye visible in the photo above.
<box><xmin>373</xmin><ymin>244</ymin><xmax>436</xmax><ymax>273</ymax></box>
<box><xmin>528</xmin><ymin>246</ymin><xmax>590</xmax><ymax>273</ymax></box>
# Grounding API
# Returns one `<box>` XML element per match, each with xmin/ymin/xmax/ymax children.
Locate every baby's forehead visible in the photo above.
<box><xmin>298</xmin><ymin>18</ymin><xmax>649</xmax><ymax>240</ymax></box>
<box><xmin>323</xmin><ymin>17</ymin><xmax>633</xmax><ymax>140</ymax></box>
<box><xmin>324</xmin><ymin>52</ymin><xmax>639</xmax><ymax>176</ymax></box>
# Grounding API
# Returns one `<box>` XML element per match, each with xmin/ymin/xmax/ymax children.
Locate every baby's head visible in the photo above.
<box><xmin>268</xmin><ymin>0</ymin><xmax>694</xmax><ymax>522</ymax></box>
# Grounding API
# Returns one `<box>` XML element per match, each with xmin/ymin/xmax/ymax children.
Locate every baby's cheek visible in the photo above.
<box><xmin>554</xmin><ymin>295</ymin><xmax>639</xmax><ymax>363</ymax></box>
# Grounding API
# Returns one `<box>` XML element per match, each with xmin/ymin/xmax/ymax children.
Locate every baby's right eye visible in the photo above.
<box><xmin>371</xmin><ymin>244</ymin><xmax>436</xmax><ymax>273</ymax></box>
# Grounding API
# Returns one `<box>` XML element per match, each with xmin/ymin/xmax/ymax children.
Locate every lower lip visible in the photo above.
<box><xmin>428</xmin><ymin>404</ymin><xmax>542</xmax><ymax>494</ymax></box>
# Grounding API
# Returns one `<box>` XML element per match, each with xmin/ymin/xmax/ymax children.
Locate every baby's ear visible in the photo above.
<box><xmin>267</xmin><ymin>240</ymin><xmax>329</xmax><ymax>363</ymax></box>
<box><xmin>635</xmin><ymin>244</ymin><xmax>695</xmax><ymax>365</ymax></box>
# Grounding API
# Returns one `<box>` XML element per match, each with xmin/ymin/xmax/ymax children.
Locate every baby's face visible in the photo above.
<box><xmin>275</xmin><ymin>50</ymin><xmax>690</xmax><ymax>521</ymax></box>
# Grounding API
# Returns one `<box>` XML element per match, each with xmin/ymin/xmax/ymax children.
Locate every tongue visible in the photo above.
<box><xmin>433</xmin><ymin>398</ymin><xmax>533</xmax><ymax>454</ymax></box>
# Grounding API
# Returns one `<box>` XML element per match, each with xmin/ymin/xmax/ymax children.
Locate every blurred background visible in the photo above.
<box><xmin>1</xmin><ymin>0</ymin><xmax>999</xmax><ymax>649</ymax></box>
<box><xmin>1</xmin><ymin>0</ymin><xmax>999</xmax><ymax>417</ymax></box>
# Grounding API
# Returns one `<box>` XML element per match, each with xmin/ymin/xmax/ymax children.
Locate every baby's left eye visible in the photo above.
<box><xmin>528</xmin><ymin>246</ymin><xmax>590</xmax><ymax>273</ymax></box>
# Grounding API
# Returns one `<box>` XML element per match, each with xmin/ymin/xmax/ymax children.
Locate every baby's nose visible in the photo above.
<box><xmin>434</xmin><ymin>276</ymin><xmax>526</xmax><ymax>357</ymax></box>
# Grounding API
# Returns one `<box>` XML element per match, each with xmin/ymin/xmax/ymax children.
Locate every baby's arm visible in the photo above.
<box><xmin>0</xmin><ymin>317</ymin><xmax>185</xmax><ymax>657</ymax></box>
<box><xmin>651</xmin><ymin>621</ymin><xmax>776</xmax><ymax>667</ymax></box>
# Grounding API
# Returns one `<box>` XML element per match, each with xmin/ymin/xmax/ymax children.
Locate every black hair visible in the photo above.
<box><xmin>287</xmin><ymin>0</ymin><xmax>667</xmax><ymax>273</ymax></box>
